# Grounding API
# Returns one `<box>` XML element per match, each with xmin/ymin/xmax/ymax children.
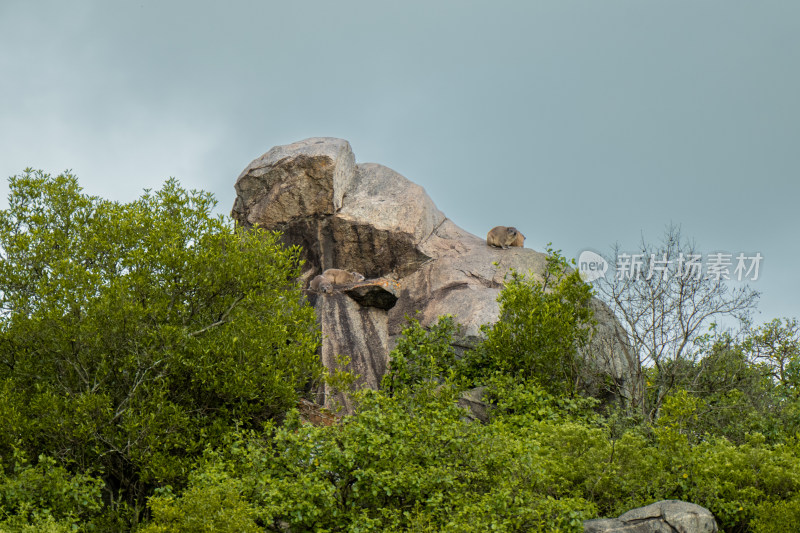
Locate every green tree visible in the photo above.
<box><xmin>465</xmin><ymin>246</ymin><xmax>595</xmax><ymax>396</ymax></box>
<box><xmin>643</xmin><ymin>321</ymin><xmax>800</xmax><ymax>444</ymax></box>
<box><xmin>745</xmin><ymin>317</ymin><xmax>800</xmax><ymax>398</ymax></box>
<box><xmin>0</xmin><ymin>170</ymin><xmax>321</xmax><ymax>527</ymax></box>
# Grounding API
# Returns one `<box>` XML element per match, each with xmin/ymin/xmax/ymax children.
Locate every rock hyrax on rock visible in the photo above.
<box><xmin>487</xmin><ymin>226</ymin><xmax>522</xmax><ymax>249</ymax></box>
<box><xmin>322</xmin><ymin>268</ymin><xmax>365</xmax><ymax>285</ymax></box>
<box><xmin>309</xmin><ymin>274</ymin><xmax>333</xmax><ymax>293</ymax></box>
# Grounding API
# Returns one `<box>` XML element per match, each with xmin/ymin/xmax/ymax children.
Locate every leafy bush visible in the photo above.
<box><xmin>145</xmin><ymin>376</ymin><xmax>800</xmax><ymax>532</ymax></box>
<box><xmin>484</xmin><ymin>374</ymin><xmax>601</xmax><ymax>426</ymax></box>
<box><xmin>143</xmin><ymin>389</ymin><xmax>597</xmax><ymax>532</ymax></box>
<box><xmin>0</xmin><ymin>449</ymin><xmax>103</xmax><ymax>531</ymax></box>
<box><xmin>751</xmin><ymin>495</ymin><xmax>800</xmax><ymax>533</ymax></box>
<box><xmin>463</xmin><ymin>246</ymin><xmax>594</xmax><ymax>396</ymax></box>
<box><xmin>381</xmin><ymin>314</ymin><xmax>461</xmax><ymax>396</ymax></box>
<box><xmin>139</xmin><ymin>464</ymin><xmax>260</xmax><ymax>533</ymax></box>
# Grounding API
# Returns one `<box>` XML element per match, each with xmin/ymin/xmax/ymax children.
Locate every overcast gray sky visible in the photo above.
<box><xmin>1</xmin><ymin>1</ymin><xmax>797</xmax><ymax>323</ymax></box>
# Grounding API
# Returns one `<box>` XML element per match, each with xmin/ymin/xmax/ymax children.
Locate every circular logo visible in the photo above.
<box><xmin>578</xmin><ymin>250</ymin><xmax>608</xmax><ymax>282</ymax></box>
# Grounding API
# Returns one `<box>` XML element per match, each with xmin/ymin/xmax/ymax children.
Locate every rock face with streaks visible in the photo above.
<box><xmin>231</xmin><ymin>137</ymin><xmax>636</xmax><ymax>411</ymax></box>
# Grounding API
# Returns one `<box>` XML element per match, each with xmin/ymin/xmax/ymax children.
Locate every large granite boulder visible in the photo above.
<box><xmin>231</xmin><ymin>137</ymin><xmax>356</xmax><ymax>228</ymax></box>
<box><xmin>232</xmin><ymin>137</ymin><xmax>636</xmax><ymax>410</ymax></box>
<box><xmin>584</xmin><ymin>500</ymin><xmax>718</xmax><ymax>533</ymax></box>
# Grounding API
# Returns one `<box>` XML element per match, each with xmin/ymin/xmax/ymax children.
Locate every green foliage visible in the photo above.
<box><xmin>135</xmin><ymin>269</ymin><xmax>798</xmax><ymax>533</ymax></box>
<box><xmin>381</xmin><ymin>314</ymin><xmax>460</xmax><ymax>396</ymax></box>
<box><xmin>321</xmin><ymin>354</ymin><xmax>361</xmax><ymax>414</ymax></box>
<box><xmin>745</xmin><ymin>317</ymin><xmax>800</xmax><ymax>397</ymax></box>
<box><xmin>647</xmin><ymin>325</ymin><xmax>800</xmax><ymax>444</ymax></box>
<box><xmin>464</xmin><ymin>246</ymin><xmax>595</xmax><ymax>395</ymax></box>
<box><xmin>142</xmin><ymin>376</ymin><xmax>800</xmax><ymax>532</ymax></box>
<box><xmin>35</xmin><ymin>293</ymin><xmax>799</xmax><ymax>533</ymax></box>
<box><xmin>484</xmin><ymin>374</ymin><xmax>601</xmax><ymax>427</ymax></box>
<box><xmin>5</xmin><ymin>173</ymin><xmax>800</xmax><ymax>532</ymax></box>
<box><xmin>0</xmin><ymin>449</ymin><xmax>103</xmax><ymax>532</ymax></box>
<box><xmin>683</xmin><ymin>434</ymin><xmax>800</xmax><ymax>531</ymax></box>
<box><xmin>144</xmin><ymin>389</ymin><xmax>597</xmax><ymax>532</ymax></box>
<box><xmin>0</xmin><ymin>171</ymin><xmax>321</xmax><ymax>526</ymax></box>
<box><xmin>751</xmin><ymin>495</ymin><xmax>800</xmax><ymax>533</ymax></box>
<box><xmin>139</xmin><ymin>463</ymin><xmax>260</xmax><ymax>533</ymax></box>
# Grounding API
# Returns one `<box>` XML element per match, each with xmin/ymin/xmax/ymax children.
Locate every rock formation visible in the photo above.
<box><xmin>583</xmin><ymin>500</ymin><xmax>718</xmax><ymax>532</ymax></box>
<box><xmin>231</xmin><ymin>137</ymin><xmax>636</xmax><ymax>410</ymax></box>
<box><xmin>305</xmin><ymin>280</ymin><xmax>400</xmax><ymax>413</ymax></box>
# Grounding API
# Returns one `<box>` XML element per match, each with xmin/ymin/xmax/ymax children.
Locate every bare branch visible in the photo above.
<box><xmin>594</xmin><ymin>225</ymin><xmax>760</xmax><ymax>419</ymax></box>
<box><xmin>187</xmin><ymin>295</ymin><xmax>245</xmax><ymax>337</ymax></box>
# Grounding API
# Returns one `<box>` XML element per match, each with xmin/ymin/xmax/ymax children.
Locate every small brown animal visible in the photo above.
<box><xmin>322</xmin><ymin>268</ymin><xmax>365</xmax><ymax>285</ymax></box>
<box><xmin>487</xmin><ymin>226</ymin><xmax>521</xmax><ymax>249</ymax></box>
<box><xmin>309</xmin><ymin>274</ymin><xmax>333</xmax><ymax>293</ymax></box>
<box><xmin>511</xmin><ymin>230</ymin><xmax>525</xmax><ymax>248</ymax></box>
